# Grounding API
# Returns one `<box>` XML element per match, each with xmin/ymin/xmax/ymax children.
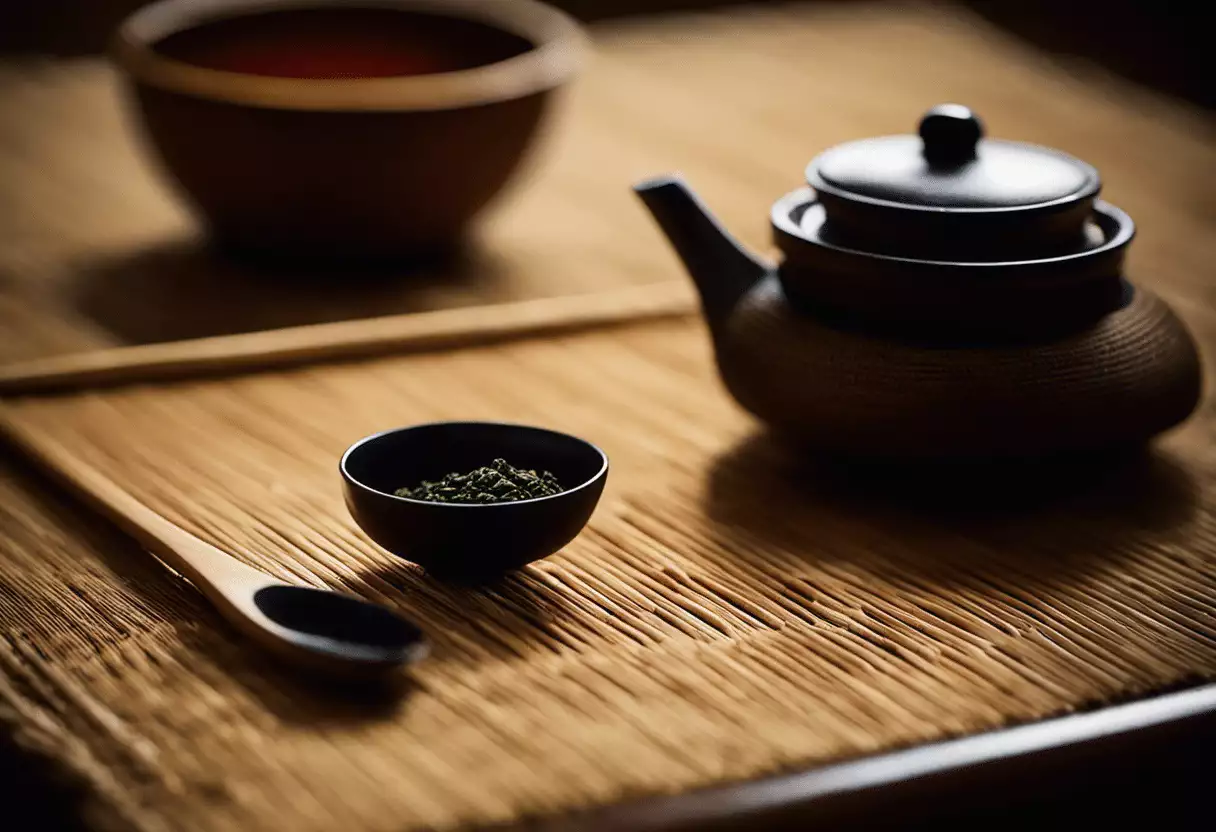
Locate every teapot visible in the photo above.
<box><xmin>635</xmin><ymin>105</ymin><xmax>1202</xmax><ymax>459</ymax></box>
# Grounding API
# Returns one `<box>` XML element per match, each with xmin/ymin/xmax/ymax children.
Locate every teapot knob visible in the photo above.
<box><xmin>919</xmin><ymin>104</ymin><xmax>983</xmax><ymax>166</ymax></box>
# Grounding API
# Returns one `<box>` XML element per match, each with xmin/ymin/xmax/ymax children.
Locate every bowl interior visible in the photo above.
<box><xmin>151</xmin><ymin>5</ymin><xmax>534</xmax><ymax>79</ymax></box>
<box><xmin>343</xmin><ymin>422</ymin><xmax>607</xmax><ymax>502</ymax></box>
<box><xmin>116</xmin><ymin>0</ymin><xmax>584</xmax><ymax>112</ymax></box>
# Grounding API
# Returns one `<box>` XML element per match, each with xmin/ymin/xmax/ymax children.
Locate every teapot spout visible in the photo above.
<box><xmin>634</xmin><ymin>175</ymin><xmax>770</xmax><ymax>325</ymax></box>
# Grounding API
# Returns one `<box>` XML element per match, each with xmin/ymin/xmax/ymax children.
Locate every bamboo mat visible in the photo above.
<box><xmin>3</xmin><ymin>2</ymin><xmax>1216</xmax><ymax>830</ymax></box>
<box><xmin>3</xmin><ymin>310</ymin><xmax>1216</xmax><ymax>832</ymax></box>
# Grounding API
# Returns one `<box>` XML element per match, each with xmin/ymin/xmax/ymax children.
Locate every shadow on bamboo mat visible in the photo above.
<box><xmin>706</xmin><ymin>431</ymin><xmax>1196</xmax><ymax>559</ymax></box>
<box><xmin>67</xmin><ymin>236</ymin><xmax>512</xmax><ymax>345</ymax></box>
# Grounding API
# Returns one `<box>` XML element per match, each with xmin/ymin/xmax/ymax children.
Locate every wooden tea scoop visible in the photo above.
<box><xmin>0</xmin><ymin>282</ymin><xmax>695</xmax><ymax>395</ymax></box>
<box><xmin>0</xmin><ymin>406</ymin><xmax>429</xmax><ymax>677</ymax></box>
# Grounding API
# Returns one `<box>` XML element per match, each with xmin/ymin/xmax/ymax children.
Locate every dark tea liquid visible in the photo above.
<box><xmin>153</xmin><ymin>7</ymin><xmax>532</xmax><ymax>79</ymax></box>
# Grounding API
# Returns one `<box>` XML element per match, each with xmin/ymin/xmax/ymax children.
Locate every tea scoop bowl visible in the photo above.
<box><xmin>341</xmin><ymin>422</ymin><xmax>608</xmax><ymax>581</ymax></box>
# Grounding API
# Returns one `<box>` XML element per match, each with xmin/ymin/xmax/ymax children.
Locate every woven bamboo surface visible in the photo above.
<box><xmin>4</xmin><ymin>311</ymin><xmax>1216</xmax><ymax>831</ymax></box>
<box><xmin>3</xmin><ymin>2</ymin><xmax>1216</xmax><ymax>830</ymax></box>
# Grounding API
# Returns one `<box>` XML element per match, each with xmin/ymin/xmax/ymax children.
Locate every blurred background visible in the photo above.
<box><xmin>2</xmin><ymin>1</ymin><xmax>1209</xmax><ymax>107</ymax></box>
<box><xmin>0</xmin><ymin>0</ymin><xmax>1208</xmax><ymax>365</ymax></box>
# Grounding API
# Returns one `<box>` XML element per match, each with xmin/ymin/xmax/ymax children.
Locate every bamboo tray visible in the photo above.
<box><xmin>2</xmin><ymin>285</ymin><xmax>1215</xmax><ymax>831</ymax></box>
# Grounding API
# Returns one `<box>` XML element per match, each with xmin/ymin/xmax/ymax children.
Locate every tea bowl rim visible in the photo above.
<box><xmin>339</xmin><ymin>420</ymin><xmax>610</xmax><ymax>509</ymax></box>
<box><xmin>112</xmin><ymin>0</ymin><xmax>587</xmax><ymax>112</ymax></box>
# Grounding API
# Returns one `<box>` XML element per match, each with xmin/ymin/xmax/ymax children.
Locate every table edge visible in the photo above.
<box><xmin>543</xmin><ymin>682</ymin><xmax>1216</xmax><ymax>830</ymax></box>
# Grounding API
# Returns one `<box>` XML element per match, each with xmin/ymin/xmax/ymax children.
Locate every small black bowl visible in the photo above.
<box><xmin>340</xmin><ymin>422</ymin><xmax>608</xmax><ymax>581</ymax></box>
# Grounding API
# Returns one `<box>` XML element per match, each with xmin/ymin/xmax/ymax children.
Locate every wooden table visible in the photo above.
<box><xmin>2</xmin><ymin>2</ymin><xmax>1214</xmax><ymax>827</ymax></box>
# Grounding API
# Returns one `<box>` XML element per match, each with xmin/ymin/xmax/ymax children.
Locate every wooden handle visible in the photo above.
<box><xmin>0</xmin><ymin>404</ymin><xmax>431</xmax><ymax>675</ymax></box>
<box><xmin>0</xmin><ymin>282</ymin><xmax>696</xmax><ymax>395</ymax></box>
<box><xmin>0</xmin><ymin>403</ymin><xmax>265</xmax><ymax>595</ymax></box>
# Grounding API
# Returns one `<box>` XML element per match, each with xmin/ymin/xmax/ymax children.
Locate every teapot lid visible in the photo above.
<box><xmin>808</xmin><ymin>104</ymin><xmax>1100</xmax><ymax>215</ymax></box>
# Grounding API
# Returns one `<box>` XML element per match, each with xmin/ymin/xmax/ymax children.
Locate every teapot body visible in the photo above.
<box><xmin>716</xmin><ymin>275</ymin><xmax>1202</xmax><ymax>459</ymax></box>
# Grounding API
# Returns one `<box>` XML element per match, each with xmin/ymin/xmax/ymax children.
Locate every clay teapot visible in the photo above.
<box><xmin>635</xmin><ymin>105</ymin><xmax>1202</xmax><ymax>459</ymax></box>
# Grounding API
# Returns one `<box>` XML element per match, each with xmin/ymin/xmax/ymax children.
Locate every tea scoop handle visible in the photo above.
<box><xmin>0</xmin><ymin>405</ymin><xmax>273</xmax><ymax>598</ymax></box>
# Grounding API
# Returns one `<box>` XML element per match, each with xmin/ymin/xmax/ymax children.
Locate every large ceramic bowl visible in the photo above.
<box><xmin>113</xmin><ymin>0</ymin><xmax>584</xmax><ymax>258</ymax></box>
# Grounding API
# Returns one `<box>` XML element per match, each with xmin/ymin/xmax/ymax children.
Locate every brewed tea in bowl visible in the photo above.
<box><xmin>113</xmin><ymin>0</ymin><xmax>585</xmax><ymax>258</ymax></box>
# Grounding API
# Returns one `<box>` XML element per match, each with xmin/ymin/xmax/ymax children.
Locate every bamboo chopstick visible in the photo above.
<box><xmin>0</xmin><ymin>282</ymin><xmax>696</xmax><ymax>395</ymax></box>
